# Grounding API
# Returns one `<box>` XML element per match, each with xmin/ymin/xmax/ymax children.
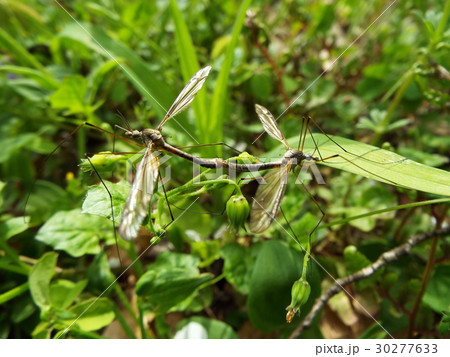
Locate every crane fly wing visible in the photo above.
<box><xmin>255</xmin><ymin>104</ymin><xmax>290</xmax><ymax>150</ymax></box>
<box><xmin>249</xmin><ymin>163</ymin><xmax>292</xmax><ymax>233</ymax></box>
<box><xmin>119</xmin><ymin>145</ymin><xmax>159</xmax><ymax>241</ymax></box>
<box><xmin>157</xmin><ymin>66</ymin><xmax>212</xmax><ymax>131</ymax></box>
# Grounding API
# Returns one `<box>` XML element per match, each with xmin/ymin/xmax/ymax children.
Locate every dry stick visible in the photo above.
<box><xmin>408</xmin><ymin>205</ymin><xmax>448</xmax><ymax>337</ymax></box>
<box><xmin>289</xmin><ymin>226</ymin><xmax>450</xmax><ymax>339</ymax></box>
<box><xmin>246</xmin><ymin>14</ymin><xmax>290</xmax><ymax>107</ymax></box>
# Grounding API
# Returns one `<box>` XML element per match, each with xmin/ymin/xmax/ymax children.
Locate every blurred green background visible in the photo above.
<box><xmin>0</xmin><ymin>0</ymin><xmax>448</xmax><ymax>339</ymax></box>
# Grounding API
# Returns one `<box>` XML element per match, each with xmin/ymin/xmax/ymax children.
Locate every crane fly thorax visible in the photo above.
<box><xmin>142</xmin><ymin>129</ymin><xmax>165</xmax><ymax>148</ymax></box>
<box><xmin>282</xmin><ymin>149</ymin><xmax>307</xmax><ymax>166</ymax></box>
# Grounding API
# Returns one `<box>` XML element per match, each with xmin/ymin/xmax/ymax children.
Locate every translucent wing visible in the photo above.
<box><xmin>157</xmin><ymin>66</ymin><xmax>212</xmax><ymax>131</ymax></box>
<box><xmin>118</xmin><ymin>145</ymin><xmax>159</xmax><ymax>241</ymax></box>
<box><xmin>255</xmin><ymin>104</ymin><xmax>290</xmax><ymax>150</ymax></box>
<box><xmin>249</xmin><ymin>163</ymin><xmax>292</xmax><ymax>233</ymax></box>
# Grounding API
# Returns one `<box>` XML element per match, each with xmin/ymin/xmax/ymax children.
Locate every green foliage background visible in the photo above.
<box><xmin>0</xmin><ymin>0</ymin><xmax>449</xmax><ymax>339</ymax></box>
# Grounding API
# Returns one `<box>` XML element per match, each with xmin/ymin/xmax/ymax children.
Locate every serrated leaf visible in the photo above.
<box><xmin>49</xmin><ymin>75</ymin><xmax>88</xmax><ymax>115</ymax></box>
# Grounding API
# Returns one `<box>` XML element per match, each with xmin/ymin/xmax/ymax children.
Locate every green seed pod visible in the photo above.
<box><xmin>285</xmin><ymin>278</ymin><xmax>311</xmax><ymax>323</ymax></box>
<box><xmin>226</xmin><ymin>194</ymin><xmax>250</xmax><ymax>231</ymax></box>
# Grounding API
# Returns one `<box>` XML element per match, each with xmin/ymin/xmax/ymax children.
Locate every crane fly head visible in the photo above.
<box><xmin>123</xmin><ymin>129</ymin><xmax>142</xmax><ymax>139</ymax></box>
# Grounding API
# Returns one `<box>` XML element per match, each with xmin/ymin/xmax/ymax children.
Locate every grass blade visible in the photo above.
<box><xmin>170</xmin><ymin>0</ymin><xmax>208</xmax><ymax>146</ymax></box>
<box><xmin>209</xmin><ymin>0</ymin><xmax>252</xmax><ymax>156</ymax></box>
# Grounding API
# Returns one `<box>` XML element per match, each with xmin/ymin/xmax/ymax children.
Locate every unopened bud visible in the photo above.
<box><xmin>79</xmin><ymin>152</ymin><xmax>126</xmax><ymax>173</ymax></box>
<box><xmin>226</xmin><ymin>194</ymin><xmax>250</xmax><ymax>231</ymax></box>
<box><xmin>285</xmin><ymin>278</ymin><xmax>311</xmax><ymax>323</ymax></box>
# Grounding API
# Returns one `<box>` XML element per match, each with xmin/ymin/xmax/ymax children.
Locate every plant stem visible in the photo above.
<box><xmin>0</xmin><ymin>282</ymin><xmax>29</xmax><ymax>304</ymax></box>
<box><xmin>112</xmin><ymin>303</ymin><xmax>137</xmax><ymax>339</ymax></box>
<box><xmin>322</xmin><ymin>197</ymin><xmax>450</xmax><ymax>230</ymax></box>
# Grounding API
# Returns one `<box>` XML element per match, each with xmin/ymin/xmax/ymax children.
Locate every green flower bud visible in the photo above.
<box><xmin>226</xmin><ymin>194</ymin><xmax>250</xmax><ymax>231</ymax></box>
<box><xmin>229</xmin><ymin>151</ymin><xmax>259</xmax><ymax>164</ymax></box>
<box><xmin>79</xmin><ymin>152</ymin><xmax>126</xmax><ymax>173</ymax></box>
<box><xmin>285</xmin><ymin>278</ymin><xmax>311</xmax><ymax>323</ymax></box>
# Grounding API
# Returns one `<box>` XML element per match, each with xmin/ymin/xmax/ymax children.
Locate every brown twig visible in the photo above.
<box><xmin>246</xmin><ymin>11</ymin><xmax>290</xmax><ymax>106</ymax></box>
<box><xmin>408</xmin><ymin>205</ymin><xmax>448</xmax><ymax>337</ymax></box>
<box><xmin>289</xmin><ymin>226</ymin><xmax>450</xmax><ymax>338</ymax></box>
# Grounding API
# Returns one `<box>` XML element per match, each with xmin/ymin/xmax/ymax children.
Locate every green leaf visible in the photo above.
<box><xmin>0</xmin><ymin>216</ymin><xmax>29</xmax><ymax>240</ymax></box>
<box><xmin>136</xmin><ymin>252</ymin><xmax>212</xmax><ymax>313</ymax></box>
<box><xmin>8</xmin><ymin>78</ymin><xmax>50</xmax><ymax>101</ymax></box>
<box><xmin>438</xmin><ymin>312</ymin><xmax>449</xmax><ymax>335</ymax></box>
<box><xmin>0</xmin><ymin>133</ymin><xmax>36</xmax><ymax>164</ymax></box>
<box><xmin>32</xmin><ymin>321</ymin><xmax>52</xmax><ymax>339</ymax></box>
<box><xmin>250</xmin><ymin>73</ymin><xmax>273</xmax><ymax>100</ymax></box>
<box><xmin>306</xmin><ymin>80</ymin><xmax>337</xmax><ymax>109</ymax></box>
<box><xmin>332</xmin><ymin>94</ymin><xmax>364</xmax><ymax>121</ymax></box>
<box><xmin>149</xmin><ymin>250</ymin><xmax>201</xmax><ymax>274</ymax></box>
<box><xmin>36</xmin><ymin>209</ymin><xmax>115</xmax><ymax>257</ymax></box>
<box><xmin>136</xmin><ymin>269</ymin><xmax>213</xmax><ymax>313</ymax></box>
<box><xmin>49</xmin><ymin>75</ymin><xmax>89</xmax><ymax>115</ymax></box>
<box><xmin>25</xmin><ymin>180</ymin><xmax>70</xmax><ymax>226</ymax></box>
<box><xmin>0</xmin><ymin>65</ymin><xmax>58</xmax><ymax>90</ymax></box>
<box><xmin>56</xmin><ymin>23</ymin><xmax>174</xmax><ymax>120</ymax></box>
<box><xmin>63</xmin><ymin>297</ymin><xmax>115</xmax><ymax>332</ymax></box>
<box><xmin>10</xmin><ymin>295</ymin><xmax>36</xmax><ymax>323</ymax></box>
<box><xmin>0</xmin><ymin>27</ymin><xmax>45</xmax><ymax>70</ymax></box>
<box><xmin>278</xmin><ymin>134</ymin><xmax>450</xmax><ymax>196</ymax></box>
<box><xmin>29</xmin><ymin>252</ymin><xmax>58</xmax><ymax>309</ymax></box>
<box><xmin>86</xmin><ymin>253</ymin><xmax>116</xmax><ymax>294</ymax></box>
<box><xmin>191</xmin><ymin>240</ymin><xmax>220</xmax><ymax>267</ymax></box>
<box><xmin>344</xmin><ymin>246</ymin><xmax>381</xmax><ymax>289</ymax></box>
<box><xmin>247</xmin><ymin>241</ymin><xmax>302</xmax><ymax>332</ymax></box>
<box><xmin>50</xmin><ymin>279</ymin><xmax>88</xmax><ymax>310</ymax></box>
<box><xmin>81</xmin><ymin>180</ymin><xmax>129</xmax><ymax>223</ymax></box>
<box><xmin>221</xmin><ymin>243</ymin><xmax>256</xmax><ymax>294</ymax></box>
<box><xmin>89</xmin><ymin>60</ymin><xmax>120</xmax><ymax>102</ymax></box>
<box><xmin>176</xmin><ymin>316</ymin><xmax>238</xmax><ymax>339</ymax></box>
<box><xmin>423</xmin><ymin>265</ymin><xmax>450</xmax><ymax>313</ymax></box>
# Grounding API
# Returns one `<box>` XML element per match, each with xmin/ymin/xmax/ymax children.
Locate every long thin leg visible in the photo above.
<box><xmin>85</xmin><ymin>154</ymin><xmax>123</xmax><ymax>267</ymax></box>
<box><xmin>24</xmin><ymin>122</ymin><xmax>140</xmax><ymax>221</ymax></box>
<box><xmin>308</xmin><ymin>153</ymin><xmax>405</xmax><ymax>187</ymax></box>
<box><xmin>306</xmin><ymin>116</ymin><xmax>406</xmax><ymax>166</ymax></box>
<box><xmin>158</xmin><ymin>168</ymin><xmax>175</xmax><ymax>224</ymax></box>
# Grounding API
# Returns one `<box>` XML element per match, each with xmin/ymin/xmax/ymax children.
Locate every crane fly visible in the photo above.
<box><xmin>249</xmin><ymin>104</ymin><xmax>321</xmax><ymax>234</ymax></box>
<box><xmin>118</xmin><ymin>66</ymin><xmax>212</xmax><ymax>241</ymax></box>
<box><xmin>247</xmin><ymin>103</ymin><xmax>408</xmax><ymax>233</ymax></box>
